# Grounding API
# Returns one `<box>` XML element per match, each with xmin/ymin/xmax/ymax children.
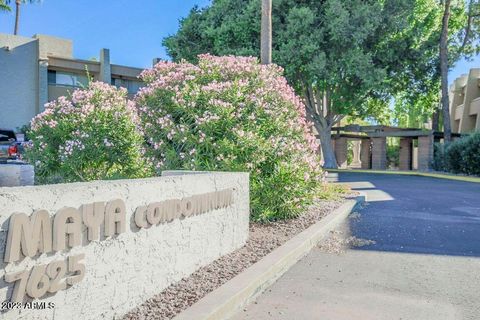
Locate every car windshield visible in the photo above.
<box><xmin>0</xmin><ymin>131</ymin><xmax>16</xmax><ymax>142</ymax></box>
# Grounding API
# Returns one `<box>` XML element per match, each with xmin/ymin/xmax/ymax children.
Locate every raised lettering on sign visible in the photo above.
<box><xmin>3</xmin><ymin>189</ymin><xmax>235</xmax><ymax>303</ymax></box>
<box><xmin>4</xmin><ymin>210</ymin><xmax>52</xmax><ymax>263</ymax></box>
<box><xmin>3</xmin><ymin>190</ymin><xmax>234</xmax><ymax>263</ymax></box>
<box><xmin>53</xmin><ymin>207</ymin><xmax>82</xmax><ymax>251</ymax></box>
<box><xmin>3</xmin><ymin>200</ymin><xmax>128</xmax><ymax>263</ymax></box>
<box><xmin>81</xmin><ymin>202</ymin><xmax>105</xmax><ymax>241</ymax></box>
<box><xmin>133</xmin><ymin>189</ymin><xmax>234</xmax><ymax>228</ymax></box>
<box><xmin>4</xmin><ymin>254</ymin><xmax>86</xmax><ymax>302</ymax></box>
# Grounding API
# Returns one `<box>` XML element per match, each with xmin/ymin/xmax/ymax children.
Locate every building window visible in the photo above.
<box><xmin>111</xmin><ymin>77</ymin><xmax>143</xmax><ymax>94</ymax></box>
<box><xmin>48</xmin><ymin>70</ymin><xmax>88</xmax><ymax>87</ymax></box>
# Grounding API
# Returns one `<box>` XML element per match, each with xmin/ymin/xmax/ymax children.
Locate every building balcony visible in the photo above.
<box><xmin>47</xmin><ymin>84</ymin><xmax>78</xmax><ymax>102</ymax></box>
<box><xmin>455</xmin><ymin>104</ymin><xmax>464</xmax><ymax>120</ymax></box>
<box><xmin>470</xmin><ymin>97</ymin><xmax>480</xmax><ymax>116</ymax></box>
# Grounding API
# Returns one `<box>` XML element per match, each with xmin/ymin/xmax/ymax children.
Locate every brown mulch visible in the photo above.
<box><xmin>123</xmin><ymin>198</ymin><xmax>349</xmax><ymax>320</ymax></box>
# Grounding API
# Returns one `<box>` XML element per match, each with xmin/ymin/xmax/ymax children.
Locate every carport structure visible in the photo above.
<box><xmin>330</xmin><ymin>125</ymin><xmax>456</xmax><ymax>171</ymax></box>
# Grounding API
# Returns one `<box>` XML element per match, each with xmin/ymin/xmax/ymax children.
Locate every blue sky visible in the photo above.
<box><xmin>0</xmin><ymin>0</ymin><xmax>212</xmax><ymax>68</ymax></box>
<box><xmin>0</xmin><ymin>0</ymin><xmax>478</xmax><ymax>83</ymax></box>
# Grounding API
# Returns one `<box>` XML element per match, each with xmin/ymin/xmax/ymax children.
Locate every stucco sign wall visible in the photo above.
<box><xmin>0</xmin><ymin>171</ymin><xmax>249</xmax><ymax>320</ymax></box>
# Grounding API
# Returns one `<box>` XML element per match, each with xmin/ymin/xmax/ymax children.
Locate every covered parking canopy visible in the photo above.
<box><xmin>329</xmin><ymin>125</ymin><xmax>462</xmax><ymax>171</ymax></box>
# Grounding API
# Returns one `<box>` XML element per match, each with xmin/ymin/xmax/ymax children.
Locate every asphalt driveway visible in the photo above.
<box><xmin>335</xmin><ymin>172</ymin><xmax>480</xmax><ymax>257</ymax></box>
<box><xmin>232</xmin><ymin>172</ymin><xmax>480</xmax><ymax>320</ymax></box>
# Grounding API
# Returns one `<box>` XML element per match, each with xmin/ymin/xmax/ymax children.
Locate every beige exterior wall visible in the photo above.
<box><xmin>449</xmin><ymin>69</ymin><xmax>480</xmax><ymax>133</ymax></box>
<box><xmin>34</xmin><ymin>34</ymin><xmax>73</xmax><ymax>59</ymax></box>
<box><xmin>0</xmin><ymin>34</ymin><xmax>39</xmax><ymax>131</ymax></box>
<box><xmin>0</xmin><ymin>33</ymin><xmax>147</xmax><ymax>131</ymax></box>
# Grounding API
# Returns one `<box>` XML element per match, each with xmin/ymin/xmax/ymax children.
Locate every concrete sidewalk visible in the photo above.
<box><xmin>231</xmin><ymin>172</ymin><xmax>480</xmax><ymax>320</ymax></box>
<box><xmin>232</xmin><ymin>248</ymin><xmax>480</xmax><ymax>320</ymax></box>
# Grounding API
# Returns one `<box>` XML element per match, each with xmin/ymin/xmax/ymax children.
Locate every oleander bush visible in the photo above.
<box><xmin>135</xmin><ymin>54</ymin><xmax>324</xmax><ymax>221</ymax></box>
<box><xmin>433</xmin><ymin>132</ymin><xmax>480</xmax><ymax>175</ymax></box>
<box><xmin>26</xmin><ymin>82</ymin><xmax>152</xmax><ymax>184</ymax></box>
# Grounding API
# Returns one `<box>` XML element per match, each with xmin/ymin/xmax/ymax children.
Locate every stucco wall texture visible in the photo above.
<box><xmin>0</xmin><ymin>34</ymin><xmax>39</xmax><ymax>131</ymax></box>
<box><xmin>0</xmin><ymin>172</ymin><xmax>249</xmax><ymax>319</ymax></box>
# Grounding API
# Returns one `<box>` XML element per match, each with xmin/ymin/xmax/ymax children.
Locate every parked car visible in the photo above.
<box><xmin>0</xmin><ymin>129</ymin><xmax>21</xmax><ymax>161</ymax></box>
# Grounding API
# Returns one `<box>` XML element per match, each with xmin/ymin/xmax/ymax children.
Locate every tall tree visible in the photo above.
<box><xmin>6</xmin><ymin>0</ymin><xmax>39</xmax><ymax>35</ymax></box>
<box><xmin>440</xmin><ymin>0</ymin><xmax>452</xmax><ymax>141</ymax></box>
<box><xmin>0</xmin><ymin>0</ymin><xmax>11</xmax><ymax>12</ymax></box>
<box><xmin>260</xmin><ymin>0</ymin><xmax>272</xmax><ymax>64</ymax></box>
<box><xmin>391</xmin><ymin>0</ymin><xmax>447</xmax><ymax>130</ymax></box>
<box><xmin>440</xmin><ymin>0</ymin><xmax>480</xmax><ymax>140</ymax></box>
<box><xmin>163</xmin><ymin>0</ymin><xmax>463</xmax><ymax>168</ymax></box>
<box><xmin>392</xmin><ymin>0</ymin><xmax>479</xmax><ymax>135</ymax></box>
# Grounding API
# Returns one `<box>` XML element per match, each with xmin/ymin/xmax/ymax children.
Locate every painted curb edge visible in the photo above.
<box><xmin>173</xmin><ymin>196</ymin><xmax>365</xmax><ymax>320</ymax></box>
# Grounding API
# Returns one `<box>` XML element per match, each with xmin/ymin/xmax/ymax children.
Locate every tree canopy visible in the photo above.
<box><xmin>163</xmin><ymin>0</ymin><xmax>476</xmax><ymax>167</ymax></box>
<box><xmin>391</xmin><ymin>0</ymin><xmax>480</xmax><ymax>130</ymax></box>
<box><xmin>0</xmin><ymin>0</ymin><xmax>11</xmax><ymax>11</ymax></box>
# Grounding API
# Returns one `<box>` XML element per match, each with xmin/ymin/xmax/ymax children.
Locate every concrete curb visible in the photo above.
<box><xmin>327</xmin><ymin>168</ymin><xmax>480</xmax><ymax>184</ymax></box>
<box><xmin>173</xmin><ymin>196</ymin><xmax>364</xmax><ymax>320</ymax></box>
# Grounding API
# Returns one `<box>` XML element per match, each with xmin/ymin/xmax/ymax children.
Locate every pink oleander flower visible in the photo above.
<box><xmin>26</xmin><ymin>82</ymin><xmax>151</xmax><ymax>183</ymax></box>
<box><xmin>135</xmin><ymin>54</ymin><xmax>323</xmax><ymax>221</ymax></box>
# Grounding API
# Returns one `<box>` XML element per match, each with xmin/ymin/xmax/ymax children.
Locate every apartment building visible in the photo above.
<box><xmin>449</xmin><ymin>68</ymin><xmax>480</xmax><ymax>133</ymax></box>
<box><xmin>0</xmin><ymin>33</ymin><xmax>151</xmax><ymax>131</ymax></box>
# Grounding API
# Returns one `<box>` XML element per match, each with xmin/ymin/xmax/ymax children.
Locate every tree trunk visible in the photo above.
<box><xmin>318</xmin><ymin>126</ymin><xmax>337</xmax><ymax>169</ymax></box>
<box><xmin>303</xmin><ymin>87</ymin><xmax>339</xmax><ymax>169</ymax></box>
<box><xmin>440</xmin><ymin>0</ymin><xmax>452</xmax><ymax>141</ymax></box>
<box><xmin>14</xmin><ymin>0</ymin><xmax>20</xmax><ymax>35</ymax></box>
<box><xmin>260</xmin><ymin>0</ymin><xmax>272</xmax><ymax>64</ymax></box>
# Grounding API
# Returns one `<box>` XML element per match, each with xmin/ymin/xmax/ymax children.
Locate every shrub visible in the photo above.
<box><xmin>461</xmin><ymin>132</ymin><xmax>480</xmax><ymax>175</ymax></box>
<box><xmin>26</xmin><ymin>82</ymin><xmax>151</xmax><ymax>184</ymax></box>
<box><xmin>444</xmin><ymin>138</ymin><xmax>468</xmax><ymax>174</ymax></box>
<box><xmin>434</xmin><ymin>132</ymin><xmax>480</xmax><ymax>176</ymax></box>
<box><xmin>432</xmin><ymin>142</ymin><xmax>446</xmax><ymax>172</ymax></box>
<box><xmin>347</xmin><ymin>141</ymin><xmax>354</xmax><ymax>165</ymax></box>
<box><xmin>135</xmin><ymin>54</ymin><xmax>323</xmax><ymax>221</ymax></box>
<box><xmin>386</xmin><ymin>142</ymin><xmax>399</xmax><ymax>168</ymax></box>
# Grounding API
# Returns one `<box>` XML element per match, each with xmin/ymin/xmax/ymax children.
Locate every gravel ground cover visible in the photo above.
<box><xmin>123</xmin><ymin>197</ymin><xmax>350</xmax><ymax>320</ymax></box>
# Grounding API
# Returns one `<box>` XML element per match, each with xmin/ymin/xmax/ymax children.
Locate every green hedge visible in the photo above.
<box><xmin>433</xmin><ymin>132</ymin><xmax>480</xmax><ymax>176</ymax></box>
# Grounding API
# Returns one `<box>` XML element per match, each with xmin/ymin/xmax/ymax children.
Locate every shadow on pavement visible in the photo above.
<box><xmin>329</xmin><ymin>171</ymin><xmax>480</xmax><ymax>258</ymax></box>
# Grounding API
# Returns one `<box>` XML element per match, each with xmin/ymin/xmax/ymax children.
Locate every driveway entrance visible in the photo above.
<box><xmin>232</xmin><ymin>172</ymin><xmax>480</xmax><ymax>320</ymax></box>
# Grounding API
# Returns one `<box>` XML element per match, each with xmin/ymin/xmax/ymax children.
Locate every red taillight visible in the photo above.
<box><xmin>8</xmin><ymin>145</ymin><xmax>18</xmax><ymax>157</ymax></box>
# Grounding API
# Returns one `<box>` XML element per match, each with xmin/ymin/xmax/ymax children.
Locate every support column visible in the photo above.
<box><xmin>418</xmin><ymin>135</ymin><xmax>433</xmax><ymax>171</ymax></box>
<box><xmin>360</xmin><ymin>139</ymin><xmax>371</xmax><ymax>169</ymax></box>
<box><xmin>371</xmin><ymin>137</ymin><xmax>387</xmax><ymax>170</ymax></box>
<box><xmin>412</xmin><ymin>147</ymin><xmax>418</xmax><ymax>170</ymax></box>
<box><xmin>334</xmin><ymin>137</ymin><xmax>348</xmax><ymax>169</ymax></box>
<box><xmin>399</xmin><ymin>138</ymin><xmax>413</xmax><ymax>171</ymax></box>
<box><xmin>38</xmin><ymin>59</ymin><xmax>49</xmax><ymax>114</ymax></box>
<box><xmin>99</xmin><ymin>48</ymin><xmax>111</xmax><ymax>83</ymax></box>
